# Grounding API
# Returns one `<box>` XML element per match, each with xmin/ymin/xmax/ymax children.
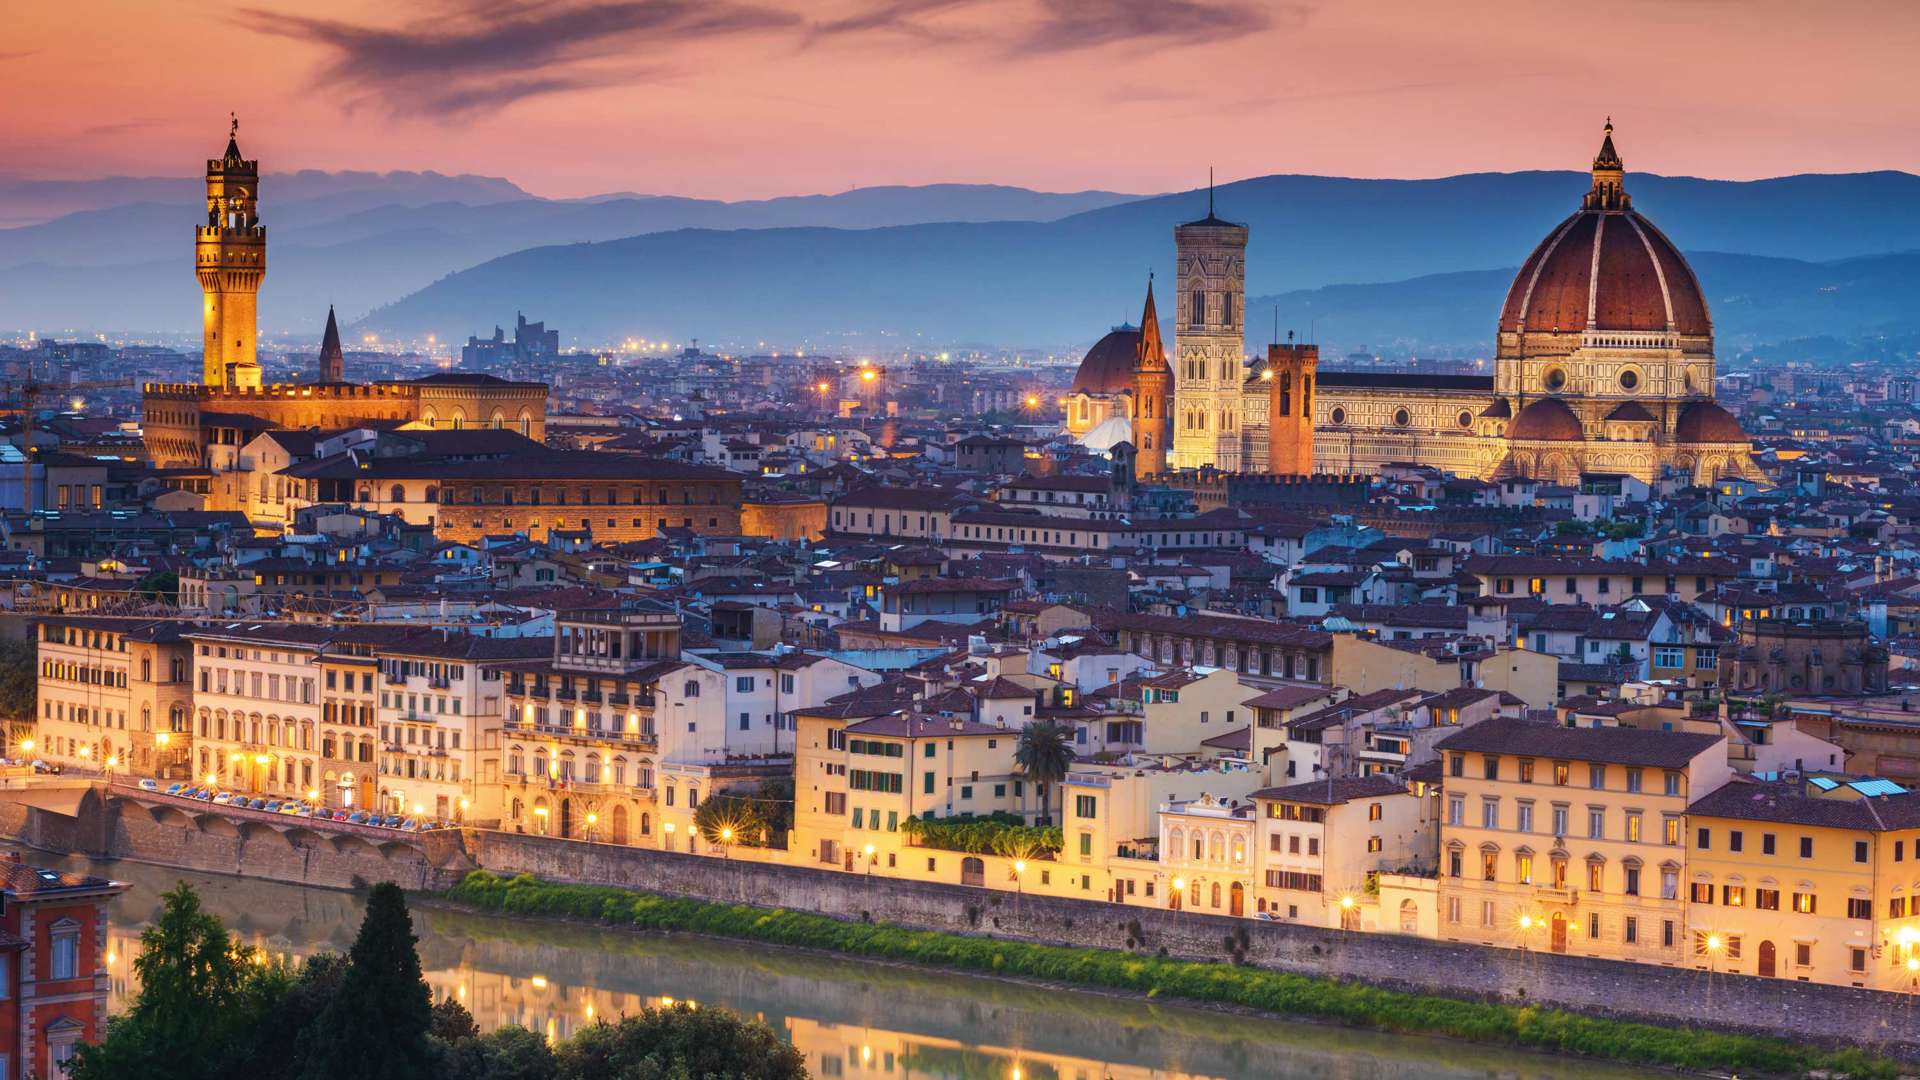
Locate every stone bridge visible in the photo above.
<box><xmin>0</xmin><ymin>778</ymin><xmax>477</xmax><ymax>891</ymax></box>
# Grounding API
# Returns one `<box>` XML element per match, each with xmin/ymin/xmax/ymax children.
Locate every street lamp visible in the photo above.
<box><xmin>458</xmin><ymin>798</ymin><xmax>470</xmax><ymax>825</ymax></box>
<box><xmin>1171</xmin><ymin>876</ymin><xmax>1186</xmax><ymax>911</ymax></box>
<box><xmin>863</xmin><ymin>842</ymin><xmax>876</xmax><ymax>876</ymax></box>
<box><xmin>1012</xmin><ymin>858</ymin><xmax>1026</xmax><ymax>895</ymax></box>
<box><xmin>586</xmin><ymin>811</ymin><xmax>599</xmax><ymax>843</ymax></box>
<box><xmin>718</xmin><ymin>825</ymin><xmax>733</xmax><ymax>861</ymax></box>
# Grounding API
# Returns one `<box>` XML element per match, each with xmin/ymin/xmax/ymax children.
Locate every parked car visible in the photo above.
<box><xmin>212</xmin><ymin>793</ymin><xmax>235</xmax><ymax>805</ymax></box>
<box><xmin>346</xmin><ymin>812</ymin><xmax>369</xmax><ymax>825</ymax></box>
<box><xmin>400</xmin><ymin>818</ymin><xmax>420</xmax><ymax>832</ymax></box>
<box><xmin>136</xmin><ymin>778</ymin><xmax>160</xmax><ymax>792</ymax></box>
<box><xmin>262</xmin><ymin>801</ymin><xmax>282</xmax><ymax>813</ymax></box>
<box><xmin>165</xmin><ymin>783</ymin><xmax>185</xmax><ymax>796</ymax></box>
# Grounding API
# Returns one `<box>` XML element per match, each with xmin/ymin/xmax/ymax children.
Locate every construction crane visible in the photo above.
<box><xmin>1</xmin><ymin>362</ymin><xmax>133</xmax><ymax>514</ymax></box>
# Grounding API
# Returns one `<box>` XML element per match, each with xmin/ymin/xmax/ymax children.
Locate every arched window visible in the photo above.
<box><xmin>683</xmin><ymin>680</ymin><xmax>701</xmax><ymax>698</ymax></box>
<box><xmin>533</xmin><ymin>749</ymin><xmax>549</xmax><ymax>778</ymax></box>
<box><xmin>507</xmin><ymin>748</ymin><xmax>523</xmax><ymax>776</ymax></box>
<box><xmin>389</xmin><ymin>484</ymin><xmax>406</xmax><ymax>503</ymax></box>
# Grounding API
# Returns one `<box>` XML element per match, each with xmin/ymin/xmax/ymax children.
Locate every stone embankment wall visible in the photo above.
<box><xmin>14</xmin><ymin>786</ymin><xmax>1920</xmax><ymax>1057</ymax></box>
<box><xmin>0</xmin><ymin>789</ymin><xmax>471</xmax><ymax>891</ymax></box>
<box><xmin>471</xmin><ymin>830</ymin><xmax>1920</xmax><ymax>1059</ymax></box>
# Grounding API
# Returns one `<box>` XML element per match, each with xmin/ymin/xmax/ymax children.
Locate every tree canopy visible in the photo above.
<box><xmin>72</xmin><ymin>882</ymin><xmax>812</xmax><ymax>1080</ymax></box>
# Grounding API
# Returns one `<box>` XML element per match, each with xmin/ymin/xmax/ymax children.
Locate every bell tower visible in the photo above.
<box><xmin>198</xmin><ymin>115</ymin><xmax>265</xmax><ymax>389</ymax></box>
<box><xmin>1264</xmin><ymin>336</ymin><xmax>1318</xmax><ymax>476</ymax></box>
<box><xmin>1130</xmin><ymin>276</ymin><xmax>1171</xmax><ymax>480</ymax></box>
<box><xmin>1170</xmin><ymin>175</ymin><xmax>1248</xmax><ymax>472</ymax></box>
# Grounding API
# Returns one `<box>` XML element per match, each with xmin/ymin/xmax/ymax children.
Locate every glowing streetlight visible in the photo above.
<box><xmin>18</xmin><ymin>739</ymin><xmax>32</xmax><ymax>754</ymax></box>
<box><xmin>155</xmin><ymin>732</ymin><xmax>170</xmax><ymax>747</ymax></box>
<box><xmin>860</xmin><ymin>369</ymin><xmax>877</xmax><ymax>383</ymax></box>
<box><xmin>1260</xmin><ymin>368</ymin><xmax>1274</xmax><ymax>381</ymax></box>
<box><xmin>1024</xmin><ymin>394</ymin><xmax>1039</xmax><ymax>408</ymax></box>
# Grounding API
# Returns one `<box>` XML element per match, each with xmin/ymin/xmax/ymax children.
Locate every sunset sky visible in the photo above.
<box><xmin>7</xmin><ymin>0</ymin><xmax>1918</xmax><ymax>200</ymax></box>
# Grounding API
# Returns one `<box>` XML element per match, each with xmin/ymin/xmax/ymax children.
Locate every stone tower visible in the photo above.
<box><xmin>1170</xmin><ymin>182</ymin><xmax>1248</xmax><ymax>471</ymax></box>
<box><xmin>1264</xmin><ymin>340</ymin><xmax>1318</xmax><ymax>476</ymax></box>
<box><xmin>197</xmin><ymin>117</ymin><xmax>265</xmax><ymax>390</ymax></box>
<box><xmin>1130</xmin><ymin>277</ymin><xmax>1171</xmax><ymax>480</ymax></box>
<box><xmin>318</xmin><ymin>305</ymin><xmax>345</xmax><ymax>383</ymax></box>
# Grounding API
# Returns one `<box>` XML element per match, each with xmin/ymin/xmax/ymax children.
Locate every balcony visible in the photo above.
<box><xmin>504</xmin><ymin>717</ymin><xmax>657</xmax><ymax>748</ymax></box>
<box><xmin>1534</xmin><ymin>885</ymin><xmax>1580</xmax><ymax>905</ymax></box>
<box><xmin>429</xmin><ymin>677</ymin><xmax>451</xmax><ymax>690</ymax></box>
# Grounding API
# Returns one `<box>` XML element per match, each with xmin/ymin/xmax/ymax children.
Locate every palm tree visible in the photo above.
<box><xmin>1015</xmin><ymin>721</ymin><xmax>1075</xmax><ymax>825</ymax></box>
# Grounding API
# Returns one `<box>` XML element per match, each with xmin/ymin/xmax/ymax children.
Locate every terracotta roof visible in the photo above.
<box><xmin>1510</xmin><ymin>398</ymin><xmax>1585</xmax><ymax>442</ymax></box>
<box><xmin>1250</xmin><ymin>775</ymin><xmax>1407</xmax><ymax>805</ymax></box>
<box><xmin>1435</xmin><ymin>715</ymin><xmax>1720</xmax><ymax>768</ymax></box>
<box><xmin>1070</xmin><ymin>327</ymin><xmax>1143</xmax><ymax>395</ymax></box>
<box><xmin>1689</xmin><ymin>779</ymin><xmax>1920</xmax><ymax>831</ymax></box>
<box><xmin>1497</xmin><ymin>127</ymin><xmax>1709</xmax><ymax>338</ymax></box>
<box><xmin>844</xmin><ymin>711</ymin><xmax>1008</xmax><ymax>739</ymax></box>
<box><xmin>1674</xmin><ymin>402</ymin><xmax>1749</xmax><ymax>443</ymax></box>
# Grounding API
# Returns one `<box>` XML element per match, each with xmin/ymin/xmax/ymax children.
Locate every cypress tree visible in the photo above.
<box><xmin>301</xmin><ymin>882</ymin><xmax>434</xmax><ymax>1080</ymax></box>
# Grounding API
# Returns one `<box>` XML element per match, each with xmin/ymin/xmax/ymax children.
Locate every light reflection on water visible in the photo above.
<box><xmin>72</xmin><ymin>856</ymin><xmax>1659</xmax><ymax>1080</ymax></box>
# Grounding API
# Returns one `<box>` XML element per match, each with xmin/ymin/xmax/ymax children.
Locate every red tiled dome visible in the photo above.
<box><xmin>1509</xmin><ymin>398</ymin><xmax>1584</xmax><ymax>441</ymax></box>
<box><xmin>1674</xmin><ymin>402</ymin><xmax>1748</xmax><ymax>443</ymax></box>
<box><xmin>1070</xmin><ymin>327</ymin><xmax>1141</xmax><ymax>395</ymax></box>
<box><xmin>1499</xmin><ymin>126</ymin><xmax>1710</xmax><ymax>338</ymax></box>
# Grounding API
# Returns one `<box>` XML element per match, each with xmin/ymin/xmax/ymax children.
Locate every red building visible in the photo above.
<box><xmin>0</xmin><ymin>855</ymin><xmax>125</xmax><ymax>1079</ymax></box>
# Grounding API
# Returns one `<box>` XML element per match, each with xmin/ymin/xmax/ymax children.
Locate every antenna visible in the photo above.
<box><xmin>1208</xmin><ymin>167</ymin><xmax>1215</xmax><ymax>217</ymax></box>
<box><xmin>1271</xmin><ymin>306</ymin><xmax>1279</xmax><ymax>348</ymax></box>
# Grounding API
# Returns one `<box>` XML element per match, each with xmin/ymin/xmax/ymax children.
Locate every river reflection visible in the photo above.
<box><xmin>66</xmin><ymin>855</ymin><xmax>1658</xmax><ymax>1080</ymax></box>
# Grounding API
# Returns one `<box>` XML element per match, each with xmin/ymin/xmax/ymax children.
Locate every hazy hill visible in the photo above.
<box><xmin>0</xmin><ymin>180</ymin><xmax>1140</xmax><ymax>333</ymax></box>
<box><xmin>356</xmin><ymin>168</ymin><xmax>1920</xmax><ymax>355</ymax></box>
<box><xmin>0</xmin><ymin>169</ymin><xmax>530</xmax><ymax>228</ymax></box>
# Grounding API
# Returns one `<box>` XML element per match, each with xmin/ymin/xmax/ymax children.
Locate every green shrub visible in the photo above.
<box><xmin>445</xmin><ymin>871</ymin><xmax>1901</xmax><ymax>1080</ymax></box>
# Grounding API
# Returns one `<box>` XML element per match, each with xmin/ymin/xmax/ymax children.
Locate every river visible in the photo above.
<box><xmin>59</xmin><ymin>854</ymin><xmax>1659</xmax><ymax>1080</ymax></box>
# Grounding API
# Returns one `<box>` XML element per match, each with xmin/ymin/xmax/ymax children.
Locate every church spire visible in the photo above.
<box><xmin>318</xmin><ymin>305</ymin><xmax>344</xmax><ymax>383</ymax></box>
<box><xmin>1135</xmin><ymin>274</ymin><xmax>1165</xmax><ymax>372</ymax></box>
<box><xmin>224</xmin><ymin>112</ymin><xmax>244</xmax><ymax>165</ymax></box>
<box><xmin>1583</xmin><ymin>117</ymin><xmax>1630</xmax><ymax>212</ymax></box>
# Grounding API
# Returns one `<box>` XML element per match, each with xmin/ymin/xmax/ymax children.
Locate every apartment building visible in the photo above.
<box><xmin>1435</xmin><ymin>717</ymin><xmax>1730</xmax><ymax>964</ymax></box>
<box><xmin>186</xmin><ymin>625</ymin><xmax>331</xmax><ymax>795</ymax></box>
<box><xmin>498</xmin><ymin>609</ymin><xmax>706</xmax><ymax>845</ymax></box>
<box><xmin>1249</xmin><ymin>775</ymin><xmax>1431</xmax><ymax>928</ymax></box>
<box><xmin>1687</xmin><ymin>778</ymin><xmax>1920</xmax><ymax>988</ymax></box>
<box><xmin>373</xmin><ymin>632</ymin><xmax>545</xmax><ymax>821</ymax></box>
<box><xmin>34</xmin><ymin>617</ymin><xmax>192</xmax><ymax>778</ymax></box>
<box><xmin>317</xmin><ymin>638</ymin><xmax>380</xmax><ymax>809</ymax></box>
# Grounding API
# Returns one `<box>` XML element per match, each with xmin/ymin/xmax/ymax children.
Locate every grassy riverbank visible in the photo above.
<box><xmin>444</xmin><ymin>871</ymin><xmax>1900</xmax><ymax>1079</ymax></box>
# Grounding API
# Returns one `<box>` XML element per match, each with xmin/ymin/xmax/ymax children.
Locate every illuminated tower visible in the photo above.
<box><xmin>197</xmin><ymin>116</ymin><xmax>265</xmax><ymax>389</ymax></box>
<box><xmin>1170</xmin><ymin>179</ymin><xmax>1248</xmax><ymax>471</ymax></box>
<box><xmin>1264</xmin><ymin>337</ymin><xmax>1318</xmax><ymax>476</ymax></box>
<box><xmin>1130</xmin><ymin>277</ymin><xmax>1171</xmax><ymax>479</ymax></box>
<box><xmin>318</xmin><ymin>305</ymin><xmax>344</xmax><ymax>383</ymax></box>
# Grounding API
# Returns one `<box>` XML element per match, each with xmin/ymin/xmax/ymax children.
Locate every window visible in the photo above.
<box><xmin>1481</xmin><ymin>799</ymin><xmax>1498</xmax><ymax>829</ymax></box>
<box><xmin>49</xmin><ymin>928</ymin><xmax>79</xmax><ymax>980</ymax></box>
<box><xmin>1721</xmin><ymin>885</ymin><xmax>1744</xmax><ymax>907</ymax></box>
<box><xmin>1587</xmin><ymin>809</ymin><xmax>1604</xmax><ymax>840</ymax></box>
<box><xmin>1664</xmin><ymin>771</ymin><xmax>1681</xmax><ymax>797</ymax></box>
<box><xmin>1793</xmin><ymin>891</ymin><xmax>1817</xmax><ymax>914</ymax></box>
<box><xmin>1481</xmin><ymin>851</ymin><xmax>1497</xmax><ymax>882</ymax></box>
<box><xmin>1588</xmin><ymin>764</ymin><xmax>1605</xmax><ymax>790</ymax></box>
<box><xmin>1800</xmin><ymin>836</ymin><xmax>1813</xmax><ymax>859</ymax></box>
<box><xmin>1551</xmin><ymin>806</ymin><xmax>1568</xmax><ymax>837</ymax></box>
<box><xmin>1553</xmin><ymin>762</ymin><xmax>1570</xmax><ymax>786</ymax></box>
<box><xmin>1447</xmin><ymin>797</ymin><xmax>1463</xmax><ymax>826</ymax></box>
<box><xmin>1756</xmin><ymin>888</ymin><xmax>1780</xmax><ymax>911</ymax></box>
<box><xmin>1075</xmin><ymin>795</ymin><xmax>1097</xmax><ymax>818</ymax></box>
<box><xmin>1848</xmin><ymin>897</ymin><xmax>1872</xmax><ymax>920</ymax></box>
<box><xmin>1624</xmin><ymin>916</ymin><xmax>1638</xmax><ymax>944</ymax></box>
<box><xmin>1690</xmin><ymin>882</ymin><xmax>1714</xmax><ymax>904</ymax></box>
<box><xmin>1518</xmin><ymin>759</ymin><xmax>1534</xmax><ymax>783</ymax></box>
<box><xmin>1852</xmin><ymin>947</ymin><xmax>1868</xmax><ymax>973</ymax></box>
<box><xmin>1482</xmin><ymin>755</ymin><xmax>1500</xmax><ymax>780</ymax></box>
<box><xmin>1625</xmin><ymin>812</ymin><xmax>1641</xmax><ymax>843</ymax></box>
<box><xmin>1855</xmin><ymin>840</ymin><xmax>1870</xmax><ymax>863</ymax></box>
<box><xmin>1516</xmin><ymin>852</ymin><xmax>1533</xmax><ymax>884</ymax></box>
<box><xmin>1696</xmin><ymin>827</ymin><xmax>1711</xmax><ymax>850</ymax></box>
<box><xmin>1763</xmin><ymin>833</ymin><xmax>1776</xmax><ymax>856</ymax></box>
<box><xmin>1588</xmin><ymin>912</ymin><xmax>1600</xmax><ymax>939</ymax></box>
<box><xmin>1797</xmin><ymin>943</ymin><xmax>1812</xmax><ymax>967</ymax></box>
<box><xmin>1515</xmin><ymin>802</ymin><xmax>1533</xmax><ymax>833</ymax></box>
<box><xmin>1588</xmin><ymin>861</ymin><xmax>1604</xmax><ymax>892</ymax></box>
<box><xmin>1729</xmin><ymin>830</ymin><xmax>1743</xmax><ymax>853</ymax></box>
<box><xmin>1623</xmin><ymin>865</ymin><xmax>1640</xmax><ymax>896</ymax></box>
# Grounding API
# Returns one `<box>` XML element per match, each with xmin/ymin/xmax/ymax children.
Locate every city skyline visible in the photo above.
<box><xmin>7</xmin><ymin>0</ymin><xmax>1920</xmax><ymax>200</ymax></box>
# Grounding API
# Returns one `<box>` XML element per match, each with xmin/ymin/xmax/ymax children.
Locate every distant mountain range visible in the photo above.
<box><xmin>358</xmin><ymin>170</ymin><xmax>1920</xmax><ymax>355</ymax></box>
<box><xmin>8</xmin><ymin>166</ymin><xmax>1920</xmax><ymax>356</ymax></box>
<box><xmin>0</xmin><ymin>175</ymin><xmax>1139</xmax><ymax>335</ymax></box>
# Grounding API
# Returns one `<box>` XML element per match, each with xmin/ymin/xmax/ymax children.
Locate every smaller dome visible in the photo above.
<box><xmin>1070</xmin><ymin>327</ymin><xmax>1141</xmax><ymax>395</ymax></box>
<box><xmin>1674</xmin><ymin>402</ymin><xmax>1747</xmax><ymax>443</ymax></box>
<box><xmin>1479</xmin><ymin>398</ymin><xmax>1513</xmax><ymax>419</ymax></box>
<box><xmin>1605</xmin><ymin>401</ymin><xmax>1657</xmax><ymax>422</ymax></box>
<box><xmin>1510</xmin><ymin>398</ymin><xmax>1584</xmax><ymax>441</ymax></box>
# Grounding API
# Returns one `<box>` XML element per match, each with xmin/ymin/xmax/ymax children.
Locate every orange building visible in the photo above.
<box><xmin>0</xmin><ymin>856</ymin><xmax>128</xmax><ymax>1078</ymax></box>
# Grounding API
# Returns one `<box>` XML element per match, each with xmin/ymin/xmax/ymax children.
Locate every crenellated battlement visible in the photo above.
<box><xmin>144</xmin><ymin>381</ymin><xmax>417</xmax><ymax>400</ymax></box>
